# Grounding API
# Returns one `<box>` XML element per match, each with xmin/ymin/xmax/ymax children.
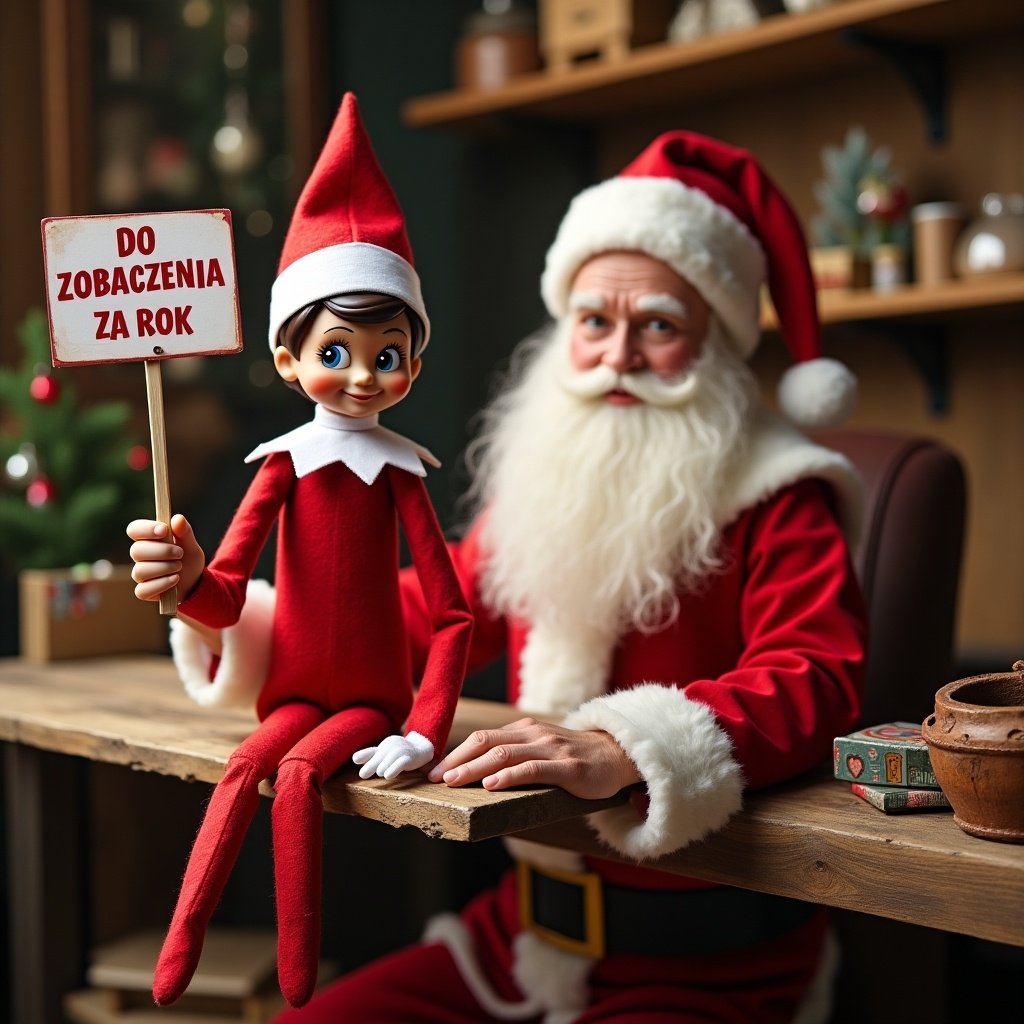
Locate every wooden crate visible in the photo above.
<box><xmin>539</xmin><ymin>0</ymin><xmax>674</xmax><ymax>70</ymax></box>
<box><xmin>18</xmin><ymin>566</ymin><xmax>167</xmax><ymax>663</ymax></box>
<box><xmin>65</xmin><ymin>928</ymin><xmax>337</xmax><ymax>1024</ymax></box>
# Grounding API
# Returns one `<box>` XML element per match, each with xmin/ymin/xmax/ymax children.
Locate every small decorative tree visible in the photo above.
<box><xmin>812</xmin><ymin>126</ymin><xmax>910</xmax><ymax>258</ymax></box>
<box><xmin>0</xmin><ymin>310</ymin><xmax>150</xmax><ymax>572</ymax></box>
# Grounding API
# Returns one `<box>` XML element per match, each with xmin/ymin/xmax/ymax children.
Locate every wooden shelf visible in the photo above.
<box><xmin>403</xmin><ymin>0</ymin><xmax>1021</xmax><ymax>130</ymax></box>
<box><xmin>762</xmin><ymin>271</ymin><xmax>1024</xmax><ymax>330</ymax></box>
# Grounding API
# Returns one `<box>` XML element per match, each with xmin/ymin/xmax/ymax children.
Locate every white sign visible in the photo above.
<box><xmin>41</xmin><ymin>209</ymin><xmax>242</xmax><ymax>366</ymax></box>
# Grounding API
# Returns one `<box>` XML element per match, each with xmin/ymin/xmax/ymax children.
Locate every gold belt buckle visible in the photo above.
<box><xmin>517</xmin><ymin>859</ymin><xmax>605</xmax><ymax>959</ymax></box>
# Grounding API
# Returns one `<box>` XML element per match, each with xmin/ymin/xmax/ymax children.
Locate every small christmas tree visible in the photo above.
<box><xmin>812</xmin><ymin>127</ymin><xmax>910</xmax><ymax>257</ymax></box>
<box><xmin>0</xmin><ymin>310</ymin><xmax>150</xmax><ymax>572</ymax></box>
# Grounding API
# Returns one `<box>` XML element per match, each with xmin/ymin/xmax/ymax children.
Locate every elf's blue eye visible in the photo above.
<box><xmin>320</xmin><ymin>344</ymin><xmax>350</xmax><ymax>369</ymax></box>
<box><xmin>376</xmin><ymin>346</ymin><xmax>402</xmax><ymax>372</ymax></box>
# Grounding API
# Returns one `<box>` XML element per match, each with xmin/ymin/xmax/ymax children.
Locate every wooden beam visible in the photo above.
<box><xmin>40</xmin><ymin>0</ymin><xmax>93</xmax><ymax>215</ymax></box>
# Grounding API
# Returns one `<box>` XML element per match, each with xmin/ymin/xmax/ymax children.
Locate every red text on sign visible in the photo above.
<box><xmin>93</xmin><ymin>306</ymin><xmax>194</xmax><ymax>341</ymax></box>
<box><xmin>56</xmin><ymin>258</ymin><xmax>225</xmax><ymax>301</ymax></box>
<box><xmin>117</xmin><ymin>225</ymin><xmax>156</xmax><ymax>257</ymax></box>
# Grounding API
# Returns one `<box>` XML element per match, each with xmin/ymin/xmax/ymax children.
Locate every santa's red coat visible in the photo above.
<box><xmin>401</xmin><ymin>476</ymin><xmax>866</xmax><ymax>887</ymax></box>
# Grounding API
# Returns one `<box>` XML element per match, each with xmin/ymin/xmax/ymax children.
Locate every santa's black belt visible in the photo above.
<box><xmin>517</xmin><ymin>861</ymin><xmax>818</xmax><ymax>959</ymax></box>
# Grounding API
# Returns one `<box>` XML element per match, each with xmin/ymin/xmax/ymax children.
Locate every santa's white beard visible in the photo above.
<box><xmin>466</xmin><ymin>318</ymin><xmax>757</xmax><ymax>713</ymax></box>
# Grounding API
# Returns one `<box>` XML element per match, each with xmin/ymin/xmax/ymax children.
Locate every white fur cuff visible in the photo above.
<box><xmin>169</xmin><ymin>578</ymin><xmax>275</xmax><ymax>711</ymax></box>
<box><xmin>562</xmin><ymin>684</ymin><xmax>744</xmax><ymax>860</ymax></box>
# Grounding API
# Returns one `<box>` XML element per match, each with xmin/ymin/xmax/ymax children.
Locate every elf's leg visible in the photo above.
<box><xmin>154</xmin><ymin>700</ymin><xmax>326</xmax><ymax>1005</ymax></box>
<box><xmin>271</xmin><ymin>705</ymin><xmax>393</xmax><ymax>1007</ymax></box>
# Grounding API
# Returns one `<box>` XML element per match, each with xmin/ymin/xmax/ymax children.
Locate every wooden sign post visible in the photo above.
<box><xmin>41</xmin><ymin>209</ymin><xmax>242</xmax><ymax>616</ymax></box>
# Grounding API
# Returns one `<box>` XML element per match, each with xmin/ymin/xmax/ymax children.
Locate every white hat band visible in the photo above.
<box><xmin>541</xmin><ymin>176</ymin><xmax>766</xmax><ymax>358</ymax></box>
<box><xmin>268</xmin><ymin>241</ymin><xmax>430</xmax><ymax>352</ymax></box>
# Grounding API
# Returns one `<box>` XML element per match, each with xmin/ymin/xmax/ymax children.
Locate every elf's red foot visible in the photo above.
<box><xmin>278</xmin><ymin>956</ymin><xmax>318</xmax><ymax>1008</ymax></box>
<box><xmin>152</xmin><ymin>933</ymin><xmax>203</xmax><ymax>1005</ymax></box>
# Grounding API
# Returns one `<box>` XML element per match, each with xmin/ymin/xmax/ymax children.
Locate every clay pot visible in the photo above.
<box><xmin>922</xmin><ymin>661</ymin><xmax>1024</xmax><ymax>843</ymax></box>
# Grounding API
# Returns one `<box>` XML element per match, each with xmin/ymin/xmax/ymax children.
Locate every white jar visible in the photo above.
<box><xmin>954</xmin><ymin>193</ymin><xmax>1024</xmax><ymax>277</ymax></box>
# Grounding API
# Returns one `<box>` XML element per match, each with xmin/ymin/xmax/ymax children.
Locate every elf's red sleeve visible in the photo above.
<box><xmin>389</xmin><ymin>467</ymin><xmax>473</xmax><ymax>755</ymax></box>
<box><xmin>400</xmin><ymin>513</ymin><xmax>509</xmax><ymax>682</ymax></box>
<box><xmin>177</xmin><ymin>453</ymin><xmax>294</xmax><ymax>629</ymax></box>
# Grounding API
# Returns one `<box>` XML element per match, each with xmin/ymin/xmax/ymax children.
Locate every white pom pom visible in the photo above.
<box><xmin>777</xmin><ymin>357</ymin><xmax>857</xmax><ymax>429</ymax></box>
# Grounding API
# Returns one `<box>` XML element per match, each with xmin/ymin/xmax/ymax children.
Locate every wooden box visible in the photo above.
<box><xmin>63</xmin><ymin>928</ymin><xmax>336</xmax><ymax>1024</ymax></box>
<box><xmin>809</xmin><ymin>245</ymin><xmax>872</xmax><ymax>290</ymax></box>
<box><xmin>18</xmin><ymin>566</ymin><xmax>167</xmax><ymax>663</ymax></box>
<box><xmin>539</xmin><ymin>0</ymin><xmax>674</xmax><ymax>70</ymax></box>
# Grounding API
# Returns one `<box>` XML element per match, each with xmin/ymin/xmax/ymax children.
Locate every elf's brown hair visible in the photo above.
<box><xmin>276</xmin><ymin>292</ymin><xmax>425</xmax><ymax>400</ymax></box>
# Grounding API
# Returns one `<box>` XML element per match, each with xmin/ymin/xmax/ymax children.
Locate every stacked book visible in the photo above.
<box><xmin>833</xmin><ymin>721</ymin><xmax>951</xmax><ymax>814</ymax></box>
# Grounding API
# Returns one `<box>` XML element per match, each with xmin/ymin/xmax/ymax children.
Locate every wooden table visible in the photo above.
<box><xmin>3</xmin><ymin>655</ymin><xmax>1024</xmax><ymax>1023</ymax></box>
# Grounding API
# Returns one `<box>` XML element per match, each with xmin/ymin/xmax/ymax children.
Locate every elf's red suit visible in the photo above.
<box><xmin>158</xmin><ymin>417</ymin><xmax>471</xmax><ymax>1007</ymax></box>
<box><xmin>146</xmin><ymin>91</ymin><xmax>474</xmax><ymax>1010</ymax></box>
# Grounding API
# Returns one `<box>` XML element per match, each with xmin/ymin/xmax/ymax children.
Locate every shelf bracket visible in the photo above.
<box><xmin>846</xmin><ymin>319</ymin><xmax>951</xmax><ymax>415</ymax></box>
<box><xmin>843</xmin><ymin>29</ymin><xmax>948</xmax><ymax>145</ymax></box>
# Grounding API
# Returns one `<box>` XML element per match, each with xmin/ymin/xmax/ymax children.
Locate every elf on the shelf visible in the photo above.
<box><xmin>126</xmin><ymin>93</ymin><xmax>471</xmax><ymax>1008</ymax></box>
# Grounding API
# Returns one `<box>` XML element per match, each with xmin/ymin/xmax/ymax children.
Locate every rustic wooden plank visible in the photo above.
<box><xmin>521</xmin><ymin>766</ymin><xmax>1024</xmax><ymax>948</ymax></box>
<box><xmin>0</xmin><ymin>657</ymin><xmax>623</xmax><ymax>841</ymax></box>
<box><xmin>3</xmin><ymin>656</ymin><xmax>1024</xmax><ymax>946</ymax></box>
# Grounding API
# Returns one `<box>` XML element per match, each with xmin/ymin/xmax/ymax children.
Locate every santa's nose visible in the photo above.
<box><xmin>601</xmin><ymin>327</ymin><xmax>643</xmax><ymax>373</ymax></box>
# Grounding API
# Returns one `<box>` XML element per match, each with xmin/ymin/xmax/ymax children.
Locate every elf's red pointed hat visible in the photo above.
<box><xmin>268</xmin><ymin>92</ymin><xmax>429</xmax><ymax>351</ymax></box>
<box><xmin>541</xmin><ymin>131</ymin><xmax>856</xmax><ymax>428</ymax></box>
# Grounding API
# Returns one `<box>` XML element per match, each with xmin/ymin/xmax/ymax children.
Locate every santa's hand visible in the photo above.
<box><xmin>426</xmin><ymin>718</ymin><xmax>641</xmax><ymax>800</ymax></box>
<box><xmin>353</xmin><ymin>731</ymin><xmax>434</xmax><ymax>780</ymax></box>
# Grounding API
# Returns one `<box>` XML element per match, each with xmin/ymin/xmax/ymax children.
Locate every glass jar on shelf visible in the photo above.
<box><xmin>954</xmin><ymin>193</ymin><xmax>1024</xmax><ymax>277</ymax></box>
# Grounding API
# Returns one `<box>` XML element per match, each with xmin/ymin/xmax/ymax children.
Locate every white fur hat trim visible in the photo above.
<box><xmin>541</xmin><ymin>176</ymin><xmax>766</xmax><ymax>358</ymax></box>
<box><xmin>268</xmin><ymin>241</ymin><xmax>430</xmax><ymax>351</ymax></box>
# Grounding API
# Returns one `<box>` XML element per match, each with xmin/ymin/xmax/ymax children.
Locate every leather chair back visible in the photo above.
<box><xmin>816</xmin><ymin>431</ymin><xmax>968</xmax><ymax>727</ymax></box>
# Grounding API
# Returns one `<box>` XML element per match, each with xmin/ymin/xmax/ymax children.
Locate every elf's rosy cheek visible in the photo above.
<box><xmin>383</xmin><ymin>374</ymin><xmax>412</xmax><ymax>398</ymax></box>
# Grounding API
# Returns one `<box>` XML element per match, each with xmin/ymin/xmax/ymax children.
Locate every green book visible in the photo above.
<box><xmin>833</xmin><ymin>721</ymin><xmax>938</xmax><ymax>788</ymax></box>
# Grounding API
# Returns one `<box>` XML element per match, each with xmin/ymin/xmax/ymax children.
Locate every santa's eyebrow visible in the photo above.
<box><xmin>636</xmin><ymin>293</ymin><xmax>688</xmax><ymax>317</ymax></box>
<box><xmin>568</xmin><ymin>291</ymin><xmax>606</xmax><ymax>312</ymax></box>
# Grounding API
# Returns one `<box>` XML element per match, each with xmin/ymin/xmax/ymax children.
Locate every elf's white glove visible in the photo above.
<box><xmin>353</xmin><ymin>731</ymin><xmax>434</xmax><ymax>780</ymax></box>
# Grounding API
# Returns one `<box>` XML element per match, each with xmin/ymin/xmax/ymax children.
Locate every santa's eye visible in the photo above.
<box><xmin>376</xmin><ymin>345</ymin><xmax>403</xmax><ymax>372</ymax></box>
<box><xmin>582</xmin><ymin>313</ymin><xmax>607</xmax><ymax>330</ymax></box>
<box><xmin>319</xmin><ymin>344</ymin><xmax>350</xmax><ymax>369</ymax></box>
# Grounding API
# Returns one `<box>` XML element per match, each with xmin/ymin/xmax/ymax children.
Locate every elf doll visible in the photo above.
<box><xmin>126</xmin><ymin>93</ymin><xmax>472</xmax><ymax>1008</ymax></box>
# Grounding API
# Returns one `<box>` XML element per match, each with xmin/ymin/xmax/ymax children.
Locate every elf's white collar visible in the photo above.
<box><xmin>244</xmin><ymin>404</ymin><xmax>440</xmax><ymax>484</ymax></box>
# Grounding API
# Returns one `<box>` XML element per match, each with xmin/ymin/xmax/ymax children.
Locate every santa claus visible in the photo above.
<box><xmin>181</xmin><ymin>130</ymin><xmax>868</xmax><ymax>1023</ymax></box>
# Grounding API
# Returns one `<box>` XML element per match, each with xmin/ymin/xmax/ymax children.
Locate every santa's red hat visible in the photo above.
<box><xmin>541</xmin><ymin>131</ymin><xmax>856</xmax><ymax>428</ymax></box>
<box><xmin>268</xmin><ymin>92</ymin><xmax>429</xmax><ymax>352</ymax></box>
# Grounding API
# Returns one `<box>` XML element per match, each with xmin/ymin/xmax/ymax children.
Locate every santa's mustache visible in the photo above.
<box><xmin>559</xmin><ymin>362</ymin><xmax>699</xmax><ymax>407</ymax></box>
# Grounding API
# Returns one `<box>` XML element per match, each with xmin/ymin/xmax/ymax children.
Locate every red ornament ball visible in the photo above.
<box><xmin>127</xmin><ymin>445</ymin><xmax>151</xmax><ymax>471</ymax></box>
<box><xmin>26</xmin><ymin>477</ymin><xmax>58</xmax><ymax>507</ymax></box>
<box><xmin>29</xmin><ymin>374</ymin><xmax>61</xmax><ymax>404</ymax></box>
